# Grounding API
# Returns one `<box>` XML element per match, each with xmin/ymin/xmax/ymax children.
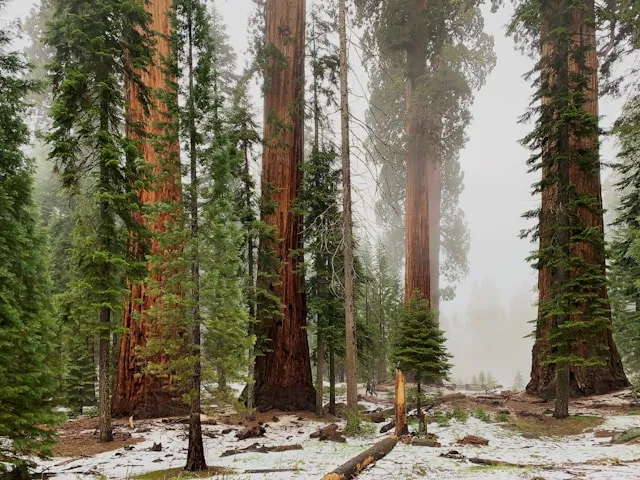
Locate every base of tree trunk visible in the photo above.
<box><xmin>321</xmin><ymin>436</ymin><xmax>398</xmax><ymax>479</ymax></box>
<box><xmin>526</xmin><ymin>365</ymin><xmax>629</xmax><ymax>400</ymax></box>
<box><xmin>253</xmin><ymin>384</ymin><xmax>315</xmax><ymax>412</ymax></box>
<box><xmin>112</xmin><ymin>387</ymin><xmax>189</xmax><ymax>419</ymax></box>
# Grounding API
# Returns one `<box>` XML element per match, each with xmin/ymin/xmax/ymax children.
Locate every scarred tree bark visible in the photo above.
<box><xmin>113</xmin><ymin>0</ymin><xmax>186</xmax><ymax>419</ymax></box>
<box><xmin>253</xmin><ymin>0</ymin><xmax>315</xmax><ymax>412</ymax></box>
<box><xmin>527</xmin><ymin>0</ymin><xmax>629</xmax><ymax>399</ymax></box>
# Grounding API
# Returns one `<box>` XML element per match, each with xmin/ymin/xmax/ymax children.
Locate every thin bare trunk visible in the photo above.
<box><xmin>99</xmin><ymin>307</ymin><xmax>113</xmax><ymax>442</ymax></box>
<box><xmin>339</xmin><ymin>0</ymin><xmax>357</xmax><ymax>414</ymax></box>
<box><xmin>185</xmin><ymin>8</ymin><xmax>206</xmax><ymax>470</ymax></box>
<box><xmin>329</xmin><ymin>342</ymin><xmax>336</xmax><ymax>415</ymax></box>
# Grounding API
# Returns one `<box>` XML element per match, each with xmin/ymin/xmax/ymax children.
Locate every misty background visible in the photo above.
<box><xmin>5</xmin><ymin>0</ymin><xmax>628</xmax><ymax>387</ymax></box>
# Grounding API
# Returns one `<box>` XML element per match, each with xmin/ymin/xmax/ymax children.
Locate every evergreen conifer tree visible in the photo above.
<box><xmin>392</xmin><ymin>292</ymin><xmax>451</xmax><ymax>433</ymax></box>
<box><xmin>0</xmin><ymin>3</ymin><xmax>61</xmax><ymax>472</ymax></box>
<box><xmin>46</xmin><ymin>0</ymin><xmax>152</xmax><ymax>440</ymax></box>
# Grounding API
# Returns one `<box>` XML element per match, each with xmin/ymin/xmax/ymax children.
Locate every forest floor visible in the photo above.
<box><xmin>34</xmin><ymin>386</ymin><xmax>640</xmax><ymax>479</ymax></box>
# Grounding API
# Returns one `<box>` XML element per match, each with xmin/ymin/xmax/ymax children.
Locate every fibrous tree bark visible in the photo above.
<box><xmin>113</xmin><ymin>0</ymin><xmax>186</xmax><ymax>419</ymax></box>
<box><xmin>404</xmin><ymin>0</ymin><xmax>431</xmax><ymax>305</ymax></box>
<box><xmin>253</xmin><ymin>0</ymin><xmax>315</xmax><ymax>412</ymax></box>
<box><xmin>527</xmin><ymin>0</ymin><xmax>629</xmax><ymax>399</ymax></box>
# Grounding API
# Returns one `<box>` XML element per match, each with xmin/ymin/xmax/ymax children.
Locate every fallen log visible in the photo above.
<box><xmin>321</xmin><ymin>436</ymin><xmax>398</xmax><ymax>480</ymax></box>
<box><xmin>468</xmin><ymin>458</ymin><xmax>528</xmax><ymax>468</ymax></box>
<box><xmin>221</xmin><ymin>442</ymin><xmax>303</xmax><ymax>457</ymax></box>
<box><xmin>244</xmin><ymin>468</ymin><xmax>301</xmax><ymax>473</ymax></box>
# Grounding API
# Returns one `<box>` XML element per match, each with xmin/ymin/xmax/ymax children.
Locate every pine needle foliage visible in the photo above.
<box><xmin>392</xmin><ymin>292</ymin><xmax>452</xmax><ymax>384</ymax></box>
<box><xmin>0</xmin><ymin>2</ymin><xmax>62</xmax><ymax>471</ymax></box>
<box><xmin>392</xmin><ymin>291</ymin><xmax>451</xmax><ymax>432</ymax></box>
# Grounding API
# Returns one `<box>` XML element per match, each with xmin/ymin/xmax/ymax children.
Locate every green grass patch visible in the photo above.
<box><xmin>472</xmin><ymin>408</ymin><xmax>491</xmax><ymax>422</ymax></box>
<box><xmin>343</xmin><ymin>410</ymin><xmax>377</xmax><ymax>437</ymax></box>
<box><xmin>468</xmin><ymin>464</ymin><xmax>529</xmax><ymax>473</ymax></box>
<box><xmin>627</xmin><ymin>408</ymin><xmax>640</xmax><ymax>415</ymax></box>
<box><xmin>503</xmin><ymin>415</ymin><xmax>604</xmax><ymax>438</ymax></box>
<box><xmin>132</xmin><ymin>467</ymin><xmax>235</xmax><ymax>479</ymax></box>
<box><xmin>495</xmin><ymin>411</ymin><xmax>510</xmax><ymax>423</ymax></box>
<box><xmin>322</xmin><ymin>385</ymin><xmax>347</xmax><ymax>396</ymax></box>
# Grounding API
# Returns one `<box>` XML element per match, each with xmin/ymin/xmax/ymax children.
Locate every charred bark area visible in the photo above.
<box><xmin>253</xmin><ymin>0</ymin><xmax>315</xmax><ymax>412</ymax></box>
<box><xmin>113</xmin><ymin>0</ymin><xmax>187</xmax><ymax>419</ymax></box>
<box><xmin>527</xmin><ymin>0</ymin><xmax>628</xmax><ymax>398</ymax></box>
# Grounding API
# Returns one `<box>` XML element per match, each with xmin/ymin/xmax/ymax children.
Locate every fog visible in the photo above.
<box><xmin>4</xmin><ymin>0</ymin><xmax>628</xmax><ymax>387</ymax></box>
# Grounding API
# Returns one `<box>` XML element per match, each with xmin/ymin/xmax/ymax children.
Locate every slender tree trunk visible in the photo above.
<box><xmin>217</xmin><ymin>365</ymin><xmax>227</xmax><ymax>394</ymax></box>
<box><xmin>245</xmin><ymin>146</ymin><xmax>257</xmax><ymax>416</ymax></box>
<box><xmin>316</xmin><ymin>329</ymin><xmax>325</xmax><ymax>416</ymax></box>
<box><xmin>253</xmin><ymin>0</ymin><xmax>314</xmax><ymax>412</ymax></box>
<box><xmin>339</xmin><ymin>0</ymin><xmax>357</xmax><ymax>414</ymax></box>
<box><xmin>527</xmin><ymin>0</ymin><xmax>629</xmax><ymax>398</ymax></box>
<box><xmin>404</xmin><ymin>0</ymin><xmax>430</xmax><ymax>304</ymax></box>
<box><xmin>114</xmin><ymin>0</ymin><xmax>185</xmax><ymax>419</ymax></box>
<box><xmin>416</xmin><ymin>375</ymin><xmax>425</xmax><ymax>433</ymax></box>
<box><xmin>98</xmin><ymin>306</ymin><xmax>113</xmax><ymax>442</ymax></box>
<box><xmin>329</xmin><ymin>342</ymin><xmax>336</xmax><ymax>415</ymax></box>
<box><xmin>185</xmin><ymin>8</ymin><xmax>206</xmax><ymax>470</ymax></box>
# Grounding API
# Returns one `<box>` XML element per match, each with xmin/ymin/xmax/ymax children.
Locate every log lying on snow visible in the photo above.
<box><xmin>321</xmin><ymin>436</ymin><xmax>398</xmax><ymax>480</ymax></box>
<box><xmin>221</xmin><ymin>442</ymin><xmax>303</xmax><ymax>457</ymax></box>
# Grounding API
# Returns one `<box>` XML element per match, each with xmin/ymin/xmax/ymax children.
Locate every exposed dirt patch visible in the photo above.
<box><xmin>502</xmin><ymin>415</ymin><xmax>604</xmax><ymax>438</ymax></box>
<box><xmin>132</xmin><ymin>466</ymin><xmax>235</xmax><ymax>479</ymax></box>
<box><xmin>52</xmin><ymin>417</ymin><xmax>142</xmax><ymax>457</ymax></box>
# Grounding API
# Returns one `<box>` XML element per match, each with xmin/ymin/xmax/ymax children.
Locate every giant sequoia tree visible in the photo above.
<box><xmin>355</xmin><ymin>0</ymin><xmax>495</xmax><ymax>312</ymax></box>
<box><xmin>511</xmin><ymin>0</ymin><xmax>628</xmax><ymax>402</ymax></box>
<box><xmin>113</xmin><ymin>0</ymin><xmax>186</xmax><ymax>419</ymax></box>
<box><xmin>253</xmin><ymin>0</ymin><xmax>315</xmax><ymax>411</ymax></box>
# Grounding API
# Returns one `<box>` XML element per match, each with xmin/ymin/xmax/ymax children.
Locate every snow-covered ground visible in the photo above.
<box><xmin>35</xmin><ymin>391</ymin><xmax>640</xmax><ymax>479</ymax></box>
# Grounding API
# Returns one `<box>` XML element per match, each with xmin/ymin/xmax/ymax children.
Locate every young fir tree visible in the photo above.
<box><xmin>510</xmin><ymin>0</ymin><xmax>628</xmax><ymax>417</ymax></box>
<box><xmin>392</xmin><ymin>292</ymin><xmax>451</xmax><ymax>433</ymax></box>
<box><xmin>46</xmin><ymin>0</ymin><xmax>152</xmax><ymax>440</ymax></box>
<box><xmin>0</xmin><ymin>6</ymin><xmax>61</xmax><ymax>473</ymax></box>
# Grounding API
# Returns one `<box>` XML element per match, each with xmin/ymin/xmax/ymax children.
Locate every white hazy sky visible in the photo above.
<box><xmin>5</xmin><ymin>0</ymin><xmax>629</xmax><ymax>381</ymax></box>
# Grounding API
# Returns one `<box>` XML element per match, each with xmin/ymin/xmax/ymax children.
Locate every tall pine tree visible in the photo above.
<box><xmin>0</xmin><ymin>1</ymin><xmax>61</xmax><ymax>472</ymax></box>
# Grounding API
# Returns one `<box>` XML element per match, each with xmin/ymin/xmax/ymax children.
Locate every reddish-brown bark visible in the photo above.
<box><xmin>252</xmin><ymin>0</ymin><xmax>315</xmax><ymax>412</ymax></box>
<box><xmin>112</xmin><ymin>0</ymin><xmax>186</xmax><ymax>419</ymax></box>
<box><xmin>527</xmin><ymin>0</ymin><xmax>628</xmax><ymax>398</ymax></box>
<box><xmin>404</xmin><ymin>0</ymin><xmax>431</xmax><ymax>304</ymax></box>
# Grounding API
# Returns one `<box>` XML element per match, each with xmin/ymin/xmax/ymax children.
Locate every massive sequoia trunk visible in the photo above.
<box><xmin>112</xmin><ymin>0</ymin><xmax>186</xmax><ymax>418</ymax></box>
<box><xmin>404</xmin><ymin>0</ymin><xmax>431</xmax><ymax>303</ymax></box>
<box><xmin>526</xmin><ymin>0</ymin><xmax>628</xmax><ymax>398</ymax></box>
<box><xmin>253</xmin><ymin>0</ymin><xmax>315</xmax><ymax>412</ymax></box>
